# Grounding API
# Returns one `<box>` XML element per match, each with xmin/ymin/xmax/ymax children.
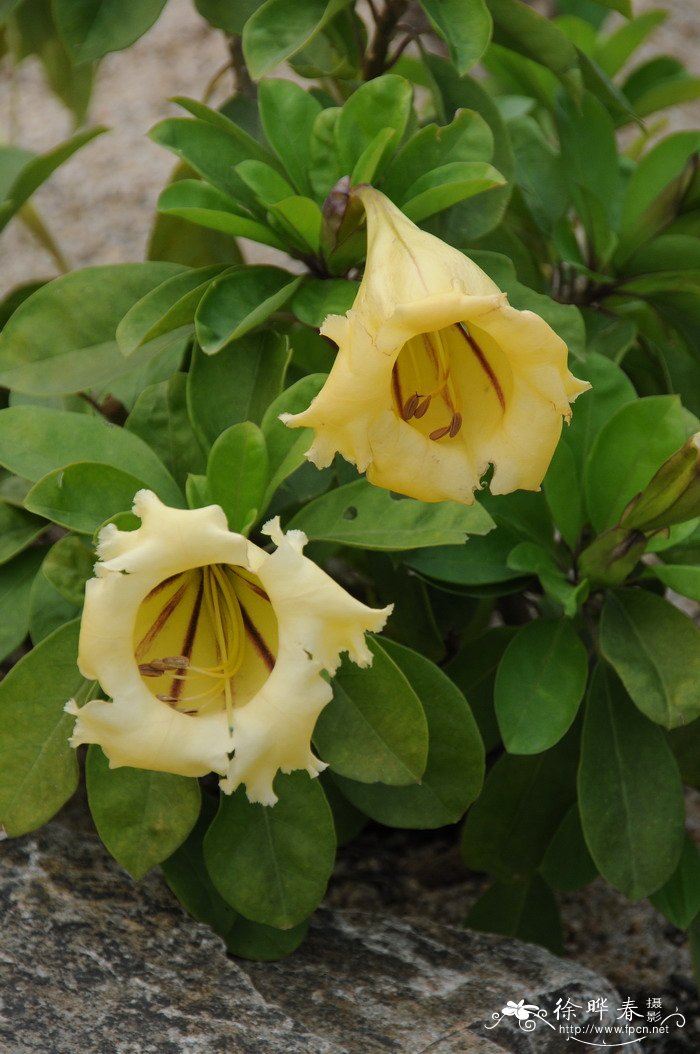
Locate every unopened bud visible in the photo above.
<box><xmin>578</xmin><ymin>526</ymin><xmax>648</xmax><ymax>588</ymax></box>
<box><xmin>621</xmin><ymin>433</ymin><xmax>700</xmax><ymax>532</ymax></box>
<box><xmin>321</xmin><ymin>177</ymin><xmax>366</xmax><ymax>270</ymax></box>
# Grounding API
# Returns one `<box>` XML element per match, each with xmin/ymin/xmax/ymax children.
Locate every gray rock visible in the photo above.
<box><xmin>0</xmin><ymin>811</ymin><xmax>630</xmax><ymax>1054</ymax></box>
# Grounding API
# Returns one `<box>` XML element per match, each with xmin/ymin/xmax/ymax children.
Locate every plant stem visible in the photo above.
<box><xmin>228</xmin><ymin>35</ymin><xmax>255</xmax><ymax>98</ymax></box>
<box><xmin>363</xmin><ymin>0</ymin><xmax>409</xmax><ymax>80</ymax></box>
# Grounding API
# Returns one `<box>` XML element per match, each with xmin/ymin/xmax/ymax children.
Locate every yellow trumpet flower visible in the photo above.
<box><xmin>66</xmin><ymin>491</ymin><xmax>391</xmax><ymax>805</ymax></box>
<box><xmin>282</xmin><ymin>186</ymin><xmax>589</xmax><ymax>504</ymax></box>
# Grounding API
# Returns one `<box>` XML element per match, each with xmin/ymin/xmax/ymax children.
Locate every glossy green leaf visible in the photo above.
<box><xmin>382</xmin><ymin>109</ymin><xmax>494</xmax><ymax>204</ymax></box>
<box><xmin>149</xmin><ymin>118</ymin><xmax>262</xmax><ymax>200</ymax></box>
<box><xmin>25</xmin><ymin>462</ymin><xmax>151</xmax><ymax>534</ymax></box>
<box><xmin>578</xmin><ymin>664</ymin><xmax>684</xmax><ymax>899</ymax></box>
<box><xmin>600</xmin><ymin>588</ymin><xmax>700</xmax><ymax>729</ymax></box>
<box><xmin>196</xmin><ymin>268</ymin><xmax>301</xmax><ymax>354</ymax></box>
<box><xmin>291</xmin><ymin>279</ymin><xmax>358</xmax><ymax>328</ymax></box>
<box><xmin>157</xmin><ymin>180</ymin><xmax>285</xmax><ymax>250</ymax></box>
<box><xmin>585</xmin><ymin>396</ymin><xmax>687</xmax><ymax>532</ymax></box>
<box><xmin>466</xmin><ymin>873</ymin><xmax>563</xmax><ymax>955</ymax></box>
<box><xmin>543</xmin><ymin>440</ymin><xmax>584</xmax><ymax>550</ymax></box>
<box><xmin>420</xmin><ymin>0</ymin><xmax>491</xmax><ymax>75</ymax></box>
<box><xmin>540</xmin><ymin>804</ymin><xmax>597</xmax><ymax>892</ymax></box>
<box><xmin>315</xmin><ymin>636</ymin><xmax>428</xmax><ymax>786</ymax></box>
<box><xmin>0</xmin><ymin>263</ymin><xmax>184</xmax><ymax>396</ymax></box>
<box><xmin>204</xmin><ymin>771</ymin><xmax>336</xmax><ymax>928</ymax></box>
<box><xmin>651</xmin><ymin>563</ymin><xmax>700</xmax><ymax>602</ymax></box>
<box><xmin>0</xmin><ymin>501</ymin><xmax>46</xmax><ymax>564</ymax></box>
<box><xmin>116</xmin><ymin>265</ymin><xmax>226</xmax><ymax>356</ymax></box>
<box><xmin>28</xmin><ymin>565</ymin><xmax>80</xmax><ymax>645</ymax></box>
<box><xmin>288</xmin><ymin>479</ymin><xmax>494</xmax><ymax>551</ymax></box>
<box><xmin>42</xmin><ymin>534</ymin><xmax>94</xmax><ymax>606</ymax></box>
<box><xmin>86</xmin><ymin>746</ymin><xmax>200</xmax><ymax>879</ymax></box>
<box><xmin>0</xmin><ymin>620</ymin><xmax>83</xmax><ymax>837</ymax></box>
<box><xmin>187</xmin><ymin>331</ymin><xmax>290</xmax><ymax>447</ymax></box>
<box><xmin>405</xmin><ymin>523</ymin><xmax>524</xmax><ymax>587</ymax></box>
<box><xmin>444</xmin><ymin>626</ymin><xmax>516</xmax><ymax>753</ymax></box>
<box><xmin>649</xmin><ymin>834</ymin><xmax>700</xmax><ymax>931</ymax></box>
<box><xmin>243</xmin><ymin>0</ymin><xmax>351</xmax><ymax>79</ymax></box>
<box><xmin>267</xmin><ymin>197</ymin><xmax>322</xmax><ymax>254</ymax></box>
<box><xmin>486</xmin><ymin>0</ymin><xmax>582</xmax><ymax>95</ymax></box>
<box><xmin>0</xmin><ymin>547</ymin><xmax>45</xmax><ymax>662</ymax></box>
<box><xmin>258</xmin><ymin>79</ymin><xmax>322</xmax><ymax>197</ymax></box>
<box><xmin>333</xmin><ymin>639</ymin><xmax>484</xmax><ymax>828</ymax></box>
<box><xmin>565</xmin><ymin>353</ymin><xmax>636</xmax><ymax>477</ymax></box>
<box><xmin>334</xmin><ymin>75</ymin><xmax>412</xmax><ymax>177</ymax></box>
<box><xmin>0</xmin><ymin>405</ymin><xmax>181</xmax><ymax>505</ymax></box>
<box><xmin>206</xmin><ymin>423</ymin><xmax>268</xmax><ymax>533</ymax></box>
<box><xmin>507</xmin><ymin>542</ymin><xmax>589</xmax><ymax>616</ymax></box>
<box><xmin>125</xmin><ymin>374</ymin><xmax>206</xmax><ymax>487</ymax></box>
<box><xmin>594</xmin><ymin>11</ymin><xmax>666</xmax><ymax>79</ymax></box>
<box><xmin>53</xmin><ymin>0</ymin><xmax>167</xmax><ymax>62</ymax></box>
<box><xmin>0</xmin><ymin>128</ymin><xmax>106</xmax><ymax>234</ymax></box>
<box><xmin>495</xmin><ymin>620</ymin><xmax>588</xmax><ymax>754</ymax></box>
<box><xmin>462</xmin><ymin>732</ymin><xmax>577</xmax><ymax>879</ymax></box>
<box><xmin>260</xmin><ymin>373</ymin><xmax>327</xmax><ymax>508</ymax></box>
<box><xmin>401</xmin><ymin>161</ymin><xmax>506</xmax><ymax>223</ymax></box>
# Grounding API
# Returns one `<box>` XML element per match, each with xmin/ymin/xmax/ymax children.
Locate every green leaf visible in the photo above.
<box><xmin>260</xmin><ymin>373</ymin><xmax>327</xmax><ymax>508</ymax></box>
<box><xmin>204</xmin><ymin>771</ymin><xmax>336</xmax><ymax>928</ymax></box>
<box><xmin>315</xmin><ymin>636</ymin><xmax>428</xmax><ymax>786</ymax></box>
<box><xmin>556</xmin><ymin>90</ymin><xmax>620</xmax><ymax>229</ymax></box>
<box><xmin>444</xmin><ymin>626</ymin><xmax>516</xmax><ymax>753</ymax></box>
<box><xmin>266</xmin><ymin>197</ymin><xmax>322</xmax><ymax>254</ymax></box>
<box><xmin>258</xmin><ymin>79</ymin><xmax>322</xmax><ymax>197</ymax></box>
<box><xmin>86</xmin><ymin>746</ymin><xmax>200</xmax><ymax>880</ymax></box>
<box><xmin>382</xmin><ymin>109</ymin><xmax>494</xmax><ymax>204</ymax></box>
<box><xmin>333</xmin><ymin>638</ymin><xmax>485</xmax><ymax>828</ymax></box>
<box><xmin>162</xmin><ymin>795</ymin><xmax>309</xmax><ymax>960</ymax></box>
<box><xmin>308</xmin><ymin>106</ymin><xmax>343</xmax><ymax>202</ymax></box>
<box><xmin>462</xmin><ymin>732</ymin><xmax>577</xmax><ymax>879</ymax></box>
<box><xmin>288</xmin><ymin>480</ymin><xmax>494</xmax><ymax>551</ymax></box>
<box><xmin>291</xmin><ymin>279</ymin><xmax>358</xmax><ymax>328</ymax></box>
<box><xmin>405</xmin><ymin>523</ymin><xmax>524</xmax><ymax>587</ymax></box>
<box><xmin>507</xmin><ymin>116</ymin><xmax>568</xmax><ymax>235</ymax></box>
<box><xmin>350</xmin><ymin>128</ymin><xmax>397</xmax><ymax>187</ymax></box>
<box><xmin>187</xmin><ymin>331</ymin><xmax>290</xmax><ymax>447</ymax></box>
<box><xmin>401</xmin><ymin>162</ymin><xmax>506</xmax><ymax>223</ymax></box>
<box><xmin>41</xmin><ymin>534</ymin><xmax>94</xmax><ymax>606</ymax></box>
<box><xmin>0</xmin><ymin>263</ymin><xmax>184</xmax><ymax>397</ymax></box>
<box><xmin>543</xmin><ymin>440</ymin><xmax>584</xmax><ymax>550</ymax></box>
<box><xmin>594</xmin><ymin>10</ymin><xmax>667</xmax><ymax>79</ymax></box>
<box><xmin>485</xmin><ymin>0</ymin><xmax>582</xmax><ymax>95</ymax></box>
<box><xmin>565</xmin><ymin>353</ymin><xmax>636</xmax><ymax>477</ymax></box>
<box><xmin>495</xmin><ymin>620</ymin><xmax>588</xmax><ymax>754</ymax></box>
<box><xmin>0</xmin><ymin>405</ymin><xmax>182</xmax><ymax>505</ymax></box>
<box><xmin>420</xmin><ymin>0</ymin><xmax>491</xmax><ymax>75</ymax></box>
<box><xmin>195</xmin><ymin>269</ymin><xmax>302</xmax><ymax>355</ymax></box>
<box><xmin>125</xmin><ymin>374</ymin><xmax>206</xmax><ymax>487</ymax></box>
<box><xmin>334</xmin><ymin>75</ymin><xmax>412</xmax><ymax>177</ymax></box>
<box><xmin>0</xmin><ymin>501</ymin><xmax>46</xmax><ymax>564</ymax></box>
<box><xmin>53</xmin><ymin>0</ymin><xmax>167</xmax><ymax>62</ymax></box>
<box><xmin>585</xmin><ymin>396</ymin><xmax>687</xmax><ymax>532</ymax></box>
<box><xmin>207</xmin><ymin>423</ymin><xmax>268</xmax><ymax>534</ymax></box>
<box><xmin>26</xmin><ymin>462</ymin><xmax>150</xmax><ymax>535</ymax></box>
<box><xmin>649</xmin><ymin>834</ymin><xmax>700</xmax><ymax>931</ymax></box>
<box><xmin>0</xmin><ymin>128</ymin><xmax>106</xmax><ymax>234</ymax></box>
<box><xmin>540</xmin><ymin>804</ymin><xmax>598</xmax><ymax>892</ymax></box>
<box><xmin>243</xmin><ymin>0</ymin><xmax>351</xmax><ymax>79</ymax></box>
<box><xmin>149</xmin><ymin>118</ymin><xmax>263</xmax><ymax>201</ymax></box>
<box><xmin>0</xmin><ymin>547</ymin><xmax>45</xmax><ymax>662</ymax></box>
<box><xmin>600</xmin><ymin>588</ymin><xmax>700</xmax><ymax>729</ymax></box>
<box><xmin>0</xmin><ymin>619</ymin><xmax>83</xmax><ymax>837</ymax></box>
<box><xmin>651</xmin><ymin>563</ymin><xmax>700</xmax><ymax>602</ymax></box>
<box><xmin>578</xmin><ymin>664</ymin><xmax>685</xmax><ymax>899</ymax></box>
<box><xmin>157</xmin><ymin>180</ymin><xmax>286</xmax><ymax>251</ymax></box>
<box><xmin>116</xmin><ymin>265</ymin><xmax>226</xmax><ymax>357</ymax></box>
<box><xmin>466</xmin><ymin>874</ymin><xmax>563</xmax><ymax>955</ymax></box>
<box><xmin>28</xmin><ymin>565</ymin><xmax>80</xmax><ymax>645</ymax></box>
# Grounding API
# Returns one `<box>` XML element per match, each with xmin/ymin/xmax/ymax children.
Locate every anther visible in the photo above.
<box><xmin>449</xmin><ymin>413</ymin><xmax>462</xmax><ymax>438</ymax></box>
<box><xmin>161</xmin><ymin>655</ymin><xmax>190</xmax><ymax>669</ymax></box>
<box><xmin>429</xmin><ymin>425</ymin><xmax>452</xmax><ymax>441</ymax></box>
<box><xmin>402</xmin><ymin>393</ymin><xmax>420</xmax><ymax>420</ymax></box>
<box><xmin>156</xmin><ymin>693</ymin><xmax>179</xmax><ymax>703</ymax></box>
<box><xmin>138</xmin><ymin>663</ymin><xmax>165</xmax><ymax>677</ymax></box>
<box><xmin>414</xmin><ymin>396</ymin><xmax>431</xmax><ymax>419</ymax></box>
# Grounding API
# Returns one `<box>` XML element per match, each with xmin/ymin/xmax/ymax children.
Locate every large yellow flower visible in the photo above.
<box><xmin>282</xmin><ymin>186</ymin><xmax>589</xmax><ymax>504</ymax></box>
<box><xmin>66</xmin><ymin>490</ymin><xmax>391</xmax><ymax>805</ymax></box>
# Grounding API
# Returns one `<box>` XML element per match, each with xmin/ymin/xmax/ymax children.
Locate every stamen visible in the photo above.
<box><xmin>429</xmin><ymin>425</ymin><xmax>452</xmax><ymax>441</ymax></box>
<box><xmin>449</xmin><ymin>412</ymin><xmax>462</xmax><ymax>438</ymax></box>
<box><xmin>414</xmin><ymin>396</ymin><xmax>431</xmax><ymax>419</ymax></box>
<box><xmin>402</xmin><ymin>393</ymin><xmax>420</xmax><ymax>420</ymax></box>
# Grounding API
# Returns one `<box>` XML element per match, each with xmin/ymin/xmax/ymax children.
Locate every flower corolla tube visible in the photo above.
<box><xmin>282</xmin><ymin>185</ymin><xmax>590</xmax><ymax>505</ymax></box>
<box><xmin>66</xmin><ymin>491</ymin><xmax>391</xmax><ymax>805</ymax></box>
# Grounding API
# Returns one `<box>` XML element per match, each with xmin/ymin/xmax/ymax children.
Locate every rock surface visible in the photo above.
<box><xmin>0</xmin><ymin>810</ymin><xmax>629</xmax><ymax>1054</ymax></box>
